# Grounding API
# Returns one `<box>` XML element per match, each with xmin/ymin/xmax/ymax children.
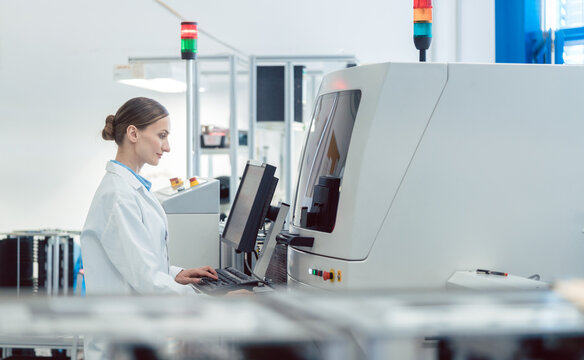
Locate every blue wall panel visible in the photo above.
<box><xmin>496</xmin><ymin>0</ymin><xmax>544</xmax><ymax>63</ymax></box>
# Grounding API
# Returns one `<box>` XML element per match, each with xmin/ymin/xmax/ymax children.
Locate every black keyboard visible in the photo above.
<box><xmin>194</xmin><ymin>266</ymin><xmax>259</xmax><ymax>294</ymax></box>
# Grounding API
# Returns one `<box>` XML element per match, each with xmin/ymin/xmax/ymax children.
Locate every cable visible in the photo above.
<box><xmin>243</xmin><ymin>253</ymin><xmax>270</xmax><ymax>286</ymax></box>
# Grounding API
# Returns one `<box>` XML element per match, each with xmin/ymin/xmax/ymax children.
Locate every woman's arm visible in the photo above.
<box><xmin>99</xmin><ymin>193</ymin><xmax>192</xmax><ymax>294</ymax></box>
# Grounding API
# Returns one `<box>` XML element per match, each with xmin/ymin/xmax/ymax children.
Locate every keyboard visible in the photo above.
<box><xmin>194</xmin><ymin>266</ymin><xmax>259</xmax><ymax>295</ymax></box>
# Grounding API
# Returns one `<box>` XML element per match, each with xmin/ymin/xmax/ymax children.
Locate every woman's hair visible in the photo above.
<box><xmin>102</xmin><ymin>97</ymin><xmax>169</xmax><ymax>145</ymax></box>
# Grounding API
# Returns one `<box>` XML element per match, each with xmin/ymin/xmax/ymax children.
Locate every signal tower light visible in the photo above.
<box><xmin>181</xmin><ymin>21</ymin><xmax>198</xmax><ymax>60</ymax></box>
<box><xmin>413</xmin><ymin>0</ymin><xmax>432</xmax><ymax>62</ymax></box>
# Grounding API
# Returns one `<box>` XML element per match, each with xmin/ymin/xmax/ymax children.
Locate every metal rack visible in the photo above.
<box><xmin>0</xmin><ymin>231</ymin><xmax>76</xmax><ymax>296</ymax></box>
<box><xmin>0</xmin><ymin>336</ymin><xmax>80</xmax><ymax>360</ymax></box>
<box><xmin>0</xmin><ymin>231</ymin><xmax>79</xmax><ymax>358</ymax></box>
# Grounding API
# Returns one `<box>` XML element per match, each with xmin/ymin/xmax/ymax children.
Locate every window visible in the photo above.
<box><xmin>545</xmin><ymin>0</ymin><xmax>584</xmax><ymax>63</ymax></box>
<box><xmin>495</xmin><ymin>0</ymin><xmax>584</xmax><ymax>63</ymax></box>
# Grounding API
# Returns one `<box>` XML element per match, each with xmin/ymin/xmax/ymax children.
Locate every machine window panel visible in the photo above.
<box><xmin>292</xmin><ymin>90</ymin><xmax>361</xmax><ymax>232</ymax></box>
<box><xmin>292</xmin><ymin>93</ymin><xmax>337</xmax><ymax>218</ymax></box>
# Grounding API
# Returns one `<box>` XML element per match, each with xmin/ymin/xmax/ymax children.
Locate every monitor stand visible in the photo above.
<box><xmin>253</xmin><ymin>202</ymin><xmax>289</xmax><ymax>280</ymax></box>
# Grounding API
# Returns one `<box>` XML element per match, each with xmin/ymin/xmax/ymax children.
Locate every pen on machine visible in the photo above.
<box><xmin>476</xmin><ymin>269</ymin><xmax>508</xmax><ymax>276</ymax></box>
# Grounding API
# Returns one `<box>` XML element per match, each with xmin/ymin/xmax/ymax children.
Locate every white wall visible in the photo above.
<box><xmin>0</xmin><ymin>0</ymin><xmax>494</xmax><ymax>233</ymax></box>
<box><xmin>432</xmin><ymin>0</ymin><xmax>495</xmax><ymax>62</ymax></box>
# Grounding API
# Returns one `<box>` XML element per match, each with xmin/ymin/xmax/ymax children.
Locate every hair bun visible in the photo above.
<box><xmin>102</xmin><ymin>115</ymin><xmax>116</xmax><ymax>141</ymax></box>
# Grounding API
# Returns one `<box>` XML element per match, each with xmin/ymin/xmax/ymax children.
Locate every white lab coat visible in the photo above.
<box><xmin>81</xmin><ymin>161</ymin><xmax>192</xmax><ymax>295</ymax></box>
<box><xmin>81</xmin><ymin>161</ymin><xmax>194</xmax><ymax>359</ymax></box>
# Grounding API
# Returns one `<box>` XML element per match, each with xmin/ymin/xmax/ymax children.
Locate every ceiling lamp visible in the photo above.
<box><xmin>113</xmin><ymin>62</ymin><xmax>187</xmax><ymax>93</ymax></box>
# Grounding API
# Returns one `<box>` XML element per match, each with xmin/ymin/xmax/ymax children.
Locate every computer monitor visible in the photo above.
<box><xmin>221</xmin><ymin>162</ymin><xmax>277</xmax><ymax>253</ymax></box>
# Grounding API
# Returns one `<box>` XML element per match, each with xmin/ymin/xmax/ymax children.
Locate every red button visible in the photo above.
<box><xmin>323</xmin><ymin>272</ymin><xmax>330</xmax><ymax>280</ymax></box>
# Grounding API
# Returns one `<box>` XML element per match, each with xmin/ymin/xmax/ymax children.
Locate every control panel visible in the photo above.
<box><xmin>287</xmin><ymin>246</ymin><xmax>352</xmax><ymax>290</ymax></box>
<box><xmin>308</xmin><ymin>267</ymin><xmax>342</xmax><ymax>283</ymax></box>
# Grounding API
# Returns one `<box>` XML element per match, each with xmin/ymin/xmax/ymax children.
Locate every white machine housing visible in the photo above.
<box><xmin>287</xmin><ymin>62</ymin><xmax>584</xmax><ymax>291</ymax></box>
<box><xmin>155</xmin><ymin>179</ymin><xmax>220</xmax><ymax>269</ymax></box>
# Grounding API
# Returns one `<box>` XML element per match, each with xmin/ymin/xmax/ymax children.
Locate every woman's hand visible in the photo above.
<box><xmin>225</xmin><ymin>289</ymin><xmax>254</xmax><ymax>296</ymax></box>
<box><xmin>175</xmin><ymin>266</ymin><xmax>218</xmax><ymax>285</ymax></box>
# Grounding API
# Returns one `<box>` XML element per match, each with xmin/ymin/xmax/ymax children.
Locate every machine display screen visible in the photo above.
<box><xmin>221</xmin><ymin>162</ymin><xmax>277</xmax><ymax>253</ymax></box>
<box><xmin>292</xmin><ymin>90</ymin><xmax>361</xmax><ymax>230</ymax></box>
<box><xmin>222</xmin><ymin>165</ymin><xmax>264</xmax><ymax>246</ymax></box>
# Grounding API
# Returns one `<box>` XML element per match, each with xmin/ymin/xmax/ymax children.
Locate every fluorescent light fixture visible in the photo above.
<box><xmin>117</xmin><ymin>78</ymin><xmax>187</xmax><ymax>93</ymax></box>
<box><xmin>114</xmin><ymin>62</ymin><xmax>187</xmax><ymax>93</ymax></box>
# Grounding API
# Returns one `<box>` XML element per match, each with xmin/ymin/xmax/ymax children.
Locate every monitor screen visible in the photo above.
<box><xmin>221</xmin><ymin>162</ymin><xmax>277</xmax><ymax>253</ymax></box>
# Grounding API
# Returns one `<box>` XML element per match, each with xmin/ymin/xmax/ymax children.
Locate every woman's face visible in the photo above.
<box><xmin>135</xmin><ymin>116</ymin><xmax>171</xmax><ymax>166</ymax></box>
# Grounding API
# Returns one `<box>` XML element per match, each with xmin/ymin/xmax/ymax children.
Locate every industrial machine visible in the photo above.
<box><xmin>155</xmin><ymin>178</ymin><xmax>220</xmax><ymax>269</ymax></box>
<box><xmin>287</xmin><ymin>62</ymin><xmax>584</xmax><ymax>291</ymax></box>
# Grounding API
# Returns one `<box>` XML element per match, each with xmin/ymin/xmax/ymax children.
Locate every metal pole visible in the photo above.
<box><xmin>284</xmin><ymin>62</ymin><xmax>294</xmax><ymax>204</ymax></box>
<box><xmin>309</xmin><ymin>73</ymin><xmax>317</xmax><ymax>122</ymax></box>
<box><xmin>455</xmin><ymin>0</ymin><xmax>462</xmax><ymax>62</ymax></box>
<box><xmin>193</xmin><ymin>61</ymin><xmax>201</xmax><ymax>175</ymax></box>
<box><xmin>130</xmin><ymin>55</ymin><xmax>250</xmax><ymax>63</ymax></box>
<box><xmin>249</xmin><ymin>56</ymin><xmax>257</xmax><ymax>161</ymax></box>
<box><xmin>551</xmin><ymin>30</ymin><xmax>556</xmax><ymax>64</ymax></box>
<box><xmin>186</xmin><ymin>59</ymin><xmax>194</xmax><ymax>178</ymax></box>
<box><xmin>16</xmin><ymin>236</ymin><xmax>20</xmax><ymax>296</ymax></box>
<box><xmin>46</xmin><ymin>239</ymin><xmax>52</xmax><ymax>295</ymax></box>
<box><xmin>53</xmin><ymin>236</ymin><xmax>59</xmax><ymax>295</ymax></box>
<box><xmin>252</xmin><ymin>55</ymin><xmax>358</xmax><ymax>63</ymax></box>
<box><xmin>229</xmin><ymin>55</ymin><xmax>238</xmax><ymax>204</ymax></box>
<box><xmin>63</xmin><ymin>238</ymin><xmax>69</xmax><ymax>295</ymax></box>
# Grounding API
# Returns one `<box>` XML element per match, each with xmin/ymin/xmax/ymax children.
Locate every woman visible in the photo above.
<box><xmin>81</xmin><ymin>97</ymin><xmax>218</xmax><ymax>296</ymax></box>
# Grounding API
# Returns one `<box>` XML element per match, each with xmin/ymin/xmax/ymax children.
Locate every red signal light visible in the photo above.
<box><xmin>181</xmin><ymin>22</ymin><xmax>198</xmax><ymax>39</ymax></box>
<box><xmin>413</xmin><ymin>0</ymin><xmax>432</xmax><ymax>9</ymax></box>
